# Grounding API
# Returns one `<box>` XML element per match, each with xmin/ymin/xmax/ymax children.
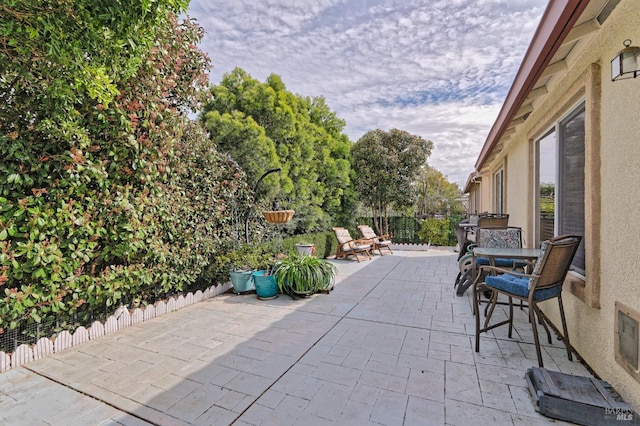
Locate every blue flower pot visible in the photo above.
<box><xmin>229</xmin><ymin>270</ymin><xmax>254</xmax><ymax>293</ymax></box>
<box><xmin>253</xmin><ymin>270</ymin><xmax>279</xmax><ymax>299</ymax></box>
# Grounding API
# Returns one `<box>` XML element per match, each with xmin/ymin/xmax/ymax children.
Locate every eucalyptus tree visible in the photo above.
<box><xmin>351</xmin><ymin>129</ymin><xmax>433</xmax><ymax>233</ymax></box>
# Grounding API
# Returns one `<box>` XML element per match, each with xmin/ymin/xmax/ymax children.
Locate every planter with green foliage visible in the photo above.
<box><xmin>214</xmin><ymin>244</ymin><xmax>277</xmax><ymax>294</ymax></box>
<box><xmin>229</xmin><ymin>270</ymin><xmax>255</xmax><ymax>293</ymax></box>
<box><xmin>274</xmin><ymin>254</ymin><xmax>338</xmax><ymax>296</ymax></box>
<box><xmin>252</xmin><ymin>270</ymin><xmax>279</xmax><ymax>299</ymax></box>
<box><xmin>417</xmin><ymin>218</ymin><xmax>452</xmax><ymax>246</ymax></box>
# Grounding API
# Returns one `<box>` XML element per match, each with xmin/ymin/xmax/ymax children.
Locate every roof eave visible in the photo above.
<box><xmin>474</xmin><ymin>0</ymin><xmax>591</xmax><ymax>171</ymax></box>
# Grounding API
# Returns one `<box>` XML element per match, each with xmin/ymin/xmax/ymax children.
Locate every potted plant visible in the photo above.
<box><xmin>295</xmin><ymin>242</ymin><xmax>315</xmax><ymax>256</ymax></box>
<box><xmin>252</xmin><ymin>268</ymin><xmax>279</xmax><ymax>299</ymax></box>
<box><xmin>273</xmin><ymin>253</ymin><xmax>338</xmax><ymax>296</ymax></box>
<box><xmin>222</xmin><ymin>245</ymin><xmax>273</xmax><ymax>294</ymax></box>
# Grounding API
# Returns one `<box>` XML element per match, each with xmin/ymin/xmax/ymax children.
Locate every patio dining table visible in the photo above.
<box><xmin>455</xmin><ymin>246</ymin><xmax>541</xmax><ymax>296</ymax></box>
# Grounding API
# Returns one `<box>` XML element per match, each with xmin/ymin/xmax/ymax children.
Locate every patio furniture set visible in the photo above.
<box><xmin>333</xmin><ymin>215</ymin><xmax>582</xmax><ymax>370</ymax></box>
<box><xmin>454</xmin><ymin>213</ymin><xmax>582</xmax><ymax>368</ymax></box>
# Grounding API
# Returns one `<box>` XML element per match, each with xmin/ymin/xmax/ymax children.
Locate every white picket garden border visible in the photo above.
<box><xmin>0</xmin><ymin>282</ymin><xmax>232</xmax><ymax>373</ymax></box>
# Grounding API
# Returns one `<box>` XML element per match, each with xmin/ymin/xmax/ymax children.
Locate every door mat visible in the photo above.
<box><xmin>526</xmin><ymin>367</ymin><xmax>639</xmax><ymax>425</ymax></box>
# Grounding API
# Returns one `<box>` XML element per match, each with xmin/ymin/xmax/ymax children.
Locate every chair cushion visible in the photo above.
<box><xmin>530</xmin><ymin>240</ymin><xmax>549</xmax><ymax>276</ymax></box>
<box><xmin>476</xmin><ymin>257</ymin><xmax>528</xmax><ymax>268</ymax></box>
<box><xmin>485</xmin><ymin>273</ymin><xmax>562</xmax><ymax>301</ymax></box>
<box><xmin>377</xmin><ymin>240</ymin><xmax>392</xmax><ymax>246</ymax></box>
<box><xmin>344</xmin><ymin>244</ymin><xmax>370</xmax><ymax>252</ymax></box>
<box><xmin>477</xmin><ymin>228</ymin><xmax>521</xmax><ymax>248</ymax></box>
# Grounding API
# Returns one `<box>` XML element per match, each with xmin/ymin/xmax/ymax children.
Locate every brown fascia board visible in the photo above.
<box><xmin>474</xmin><ymin>0</ymin><xmax>591</xmax><ymax>170</ymax></box>
<box><xmin>463</xmin><ymin>173</ymin><xmax>481</xmax><ymax>194</ymax></box>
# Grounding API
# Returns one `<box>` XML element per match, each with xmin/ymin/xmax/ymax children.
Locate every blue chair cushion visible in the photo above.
<box><xmin>485</xmin><ymin>273</ymin><xmax>562</xmax><ymax>301</ymax></box>
<box><xmin>476</xmin><ymin>257</ymin><xmax>528</xmax><ymax>268</ymax></box>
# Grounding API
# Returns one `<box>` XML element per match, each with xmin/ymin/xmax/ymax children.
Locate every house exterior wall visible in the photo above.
<box><xmin>504</xmin><ymin>140</ymin><xmax>532</xmax><ymax>245</ymax></box>
<box><xmin>471</xmin><ymin>174</ymin><xmax>491</xmax><ymax>214</ymax></box>
<box><xmin>477</xmin><ymin>0</ymin><xmax>640</xmax><ymax>409</ymax></box>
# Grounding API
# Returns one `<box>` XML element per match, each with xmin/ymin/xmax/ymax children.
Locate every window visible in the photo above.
<box><xmin>493</xmin><ymin>169</ymin><xmax>504</xmax><ymax>213</ymax></box>
<box><xmin>535</xmin><ymin>102</ymin><xmax>585</xmax><ymax>276</ymax></box>
<box><xmin>536</xmin><ymin>130</ymin><xmax>556</xmax><ymax>244</ymax></box>
<box><xmin>558</xmin><ymin>105</ymin><xmax>585</xmax><ymax>274</ymax></box>
<box><xmin>473</xmin><ymin>186</ymin><xmax>480</xmax><ymax>213</ymax></box>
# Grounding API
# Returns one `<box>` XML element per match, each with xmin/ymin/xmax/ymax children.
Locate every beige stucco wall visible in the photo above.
<box><xmin>593</xmin><ymin>0</ymin><xmax>640</xmax><ymax>406</ymax></box>
<box><xmin>479</xmin><ymin>0</ymin><xmax>640</xmax><ymax>410</ymax></box>
<box><xmin>504</xmin><ymin>140</ymin><xmax>532</xmax><ymax>245</ymax></box>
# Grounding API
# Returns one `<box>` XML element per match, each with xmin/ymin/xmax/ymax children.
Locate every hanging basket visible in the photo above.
<box><xmin>262</xmin><ymin>210</ymin><xmax>295</xmax><ymax>224</ymax></box>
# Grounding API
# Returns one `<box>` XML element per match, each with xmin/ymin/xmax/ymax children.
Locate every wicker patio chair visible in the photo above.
<box><xmin>473</xmin><ymin>235</ymin><xmax>582</xmax><ymax>367</ymax></box>
<box><xmin>476</xmin><ymin>213</ymin><xmax>509</xmax><ymax>228</ymax></box>
<box><xmin>456</xmin><ymin>227</ymin><xmax>526</xmax><ymax>296</ymax></box>
<box><xmin>464</xmin><ymin>213</ymin><xmax>508</xmax><ymax>243</ymax></box>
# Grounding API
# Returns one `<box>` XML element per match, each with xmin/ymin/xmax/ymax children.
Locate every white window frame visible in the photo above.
<box><xmin>493</xmin><ymin>168</ymin><xmax>504</xmax><ymax>214</ymax></box>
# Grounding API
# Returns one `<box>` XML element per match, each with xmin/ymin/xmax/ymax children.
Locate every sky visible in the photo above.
<box><xmin>185</xmin><ymin>0</ymin><xmax>548</xmax><ymax>187</ymax></box>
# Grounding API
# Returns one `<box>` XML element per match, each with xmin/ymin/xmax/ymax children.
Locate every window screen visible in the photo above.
<box><xmin>558</xmin><ymin>104</ymin><xmax>586</xmax><ymax>275</ymax></box>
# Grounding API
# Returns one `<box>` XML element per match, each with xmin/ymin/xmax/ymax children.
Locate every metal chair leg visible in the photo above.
<box><xmin>534</xmin><ymin>305</ymin><xmax>553</xmax><ymax>344</ymax></box>
<box><xmin>507</xmin><ymin>296</ymin><xmax>514</xmax><ymax>338</ymax></box>
<box><xmin>482</xmin><ymin>290</ymin><xmax>499</xmax><ymax>332</ymax></box>
<box><xmin>557</xmin><ymin>294</ymin><xmax>573</xmax><ymax>361</ymax></box>
<box><xmin>473</xmin><ymin>284</ymin><xmax>481</xmax><ymax>352</ymax></box>
<box><xmin>530</xmin><ymin>301</ymin><xmax>544</xmax><ymax>367</ymax></box>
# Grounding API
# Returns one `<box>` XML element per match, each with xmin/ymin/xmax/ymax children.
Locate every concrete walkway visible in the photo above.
<box><xmin>0</xmin><ymin>249</ymin><xmax>589</xmax><ymax>425</ymax></box>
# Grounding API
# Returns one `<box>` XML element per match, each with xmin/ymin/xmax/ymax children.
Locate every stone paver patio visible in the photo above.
<box><xmin>0</xmin><ymin>249</ymin><xmax>589</xmax><ymax>425</ymax></box>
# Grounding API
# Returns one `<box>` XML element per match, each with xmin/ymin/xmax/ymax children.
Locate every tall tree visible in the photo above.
<box><xmin>415</xmin><ymin>166</ymin><xmax>464</xmax><ymax>217</ymax></box>
<box><xmin>202</xmin><ymin>68</ymin><xmax>353</xmax><ymax>232</ymax></box>
<box><xmin>351</xmin><ymin>129</ymin><xmax>433</xmax><ymax>233</ymax></box>
<box><xmin>202</xmin><ymin>109</ymin><xmax>280</xmax><ymax>200</ymax></box>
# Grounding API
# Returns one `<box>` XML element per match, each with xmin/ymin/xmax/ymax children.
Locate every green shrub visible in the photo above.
<box><xmin>282</xmin><ymin>232</ymin><xmax>337</xmax><ymax>258</ymax></box>
<box><xmin>417</xmin><ymin>218</ymin><xmax>451</xmax><ymax>246</ymax></box>
<box><xmin>0</xmin><ymin>11</ymin><xmax>249</xmax><ymax>332</ymax></box>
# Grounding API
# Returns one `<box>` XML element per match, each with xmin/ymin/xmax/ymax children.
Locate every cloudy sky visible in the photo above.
<box><xmin>186</xmin><ymin>0</ymin><xmax>547</xmax><ymax>187</ymax></box>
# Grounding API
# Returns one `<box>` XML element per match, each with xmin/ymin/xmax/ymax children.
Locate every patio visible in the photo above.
<box><xmin>0</xmin><ymin>249</ymin><xmax>589</xmax><ymax>425</ymax></box>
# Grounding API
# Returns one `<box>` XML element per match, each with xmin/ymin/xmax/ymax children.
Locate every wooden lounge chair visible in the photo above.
<box><xmin>332</xmin><ymin>227</ymin><xmax>372</xmax><ymax>262</ymax></box>
<box><xmin>357</xmin><ymin>225</ymin><xmax>393</xmax><ymax>256</ymax></box>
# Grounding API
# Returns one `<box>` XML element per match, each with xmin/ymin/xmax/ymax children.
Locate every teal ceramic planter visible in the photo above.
<box><xmin>253</xmin><ymin>270</ymin><xmax>279</xmax><ymax>299</ymax></box>
<box><xmin>229</xmin><ymin>270</ymin><xmax>254</xmax><ymax>293</ymax></box>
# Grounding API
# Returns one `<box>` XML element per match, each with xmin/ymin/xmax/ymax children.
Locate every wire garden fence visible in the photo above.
<box><xmin>355</xmin><ymin>214</ymin><xmax>464</xmax><ymax>245</ymax></box>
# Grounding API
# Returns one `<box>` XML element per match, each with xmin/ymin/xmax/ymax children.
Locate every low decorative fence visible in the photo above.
<box><xmin>355</xmin><ymin>215</ymin><xmax>464</xmax><ymax>246</ymax></box>
<box><xmin>0</xmin><ymin>281</ymin><xmax>232</xmax><ymax>373</ymax></box>
<box><xmin>354</xmin><ymin>216</ymin><xmax>423</xmax><ymax>244</ymax></box>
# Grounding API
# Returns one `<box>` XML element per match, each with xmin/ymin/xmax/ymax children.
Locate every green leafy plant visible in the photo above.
<box><xmin>273</xmin><ymin>253</ymin><xmax>337</xmax><ymax>295</ymax></box>
<box><xmin>202</xmin><ymin>68</ymin><xmax>355</xmax><ymax>234</ymax></box>
<box><xmin>417</xmin><ymin>218</ymin><xmax>451</xmax><ymax>246</ymax></box>
<box><xmin>211</xmin><ymin>243</ymin><xmax>275</xmax><ymax>273</ymax></box>
<box><xmin>0</xmin><ymin>4</ymin><xmax>252</xmax><ymax>332</ymax></box>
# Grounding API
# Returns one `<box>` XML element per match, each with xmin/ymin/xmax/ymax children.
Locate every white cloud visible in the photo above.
<box><xmin>187</xmin><ymin>0</ymin><xmax>547</xmax><ymax>187</ymax></box>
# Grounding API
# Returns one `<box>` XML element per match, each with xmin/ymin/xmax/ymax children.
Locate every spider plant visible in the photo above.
<box><xmin>273</xmin><ymin>253</ymin><xmax>338</xmax><ymax>295</ymax></box>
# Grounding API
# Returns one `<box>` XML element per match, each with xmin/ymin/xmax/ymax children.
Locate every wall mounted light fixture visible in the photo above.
<box><xmin>611</xmin><ymin>39</ymin><xmax>640</xmax><ymax>81</ymax></box>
